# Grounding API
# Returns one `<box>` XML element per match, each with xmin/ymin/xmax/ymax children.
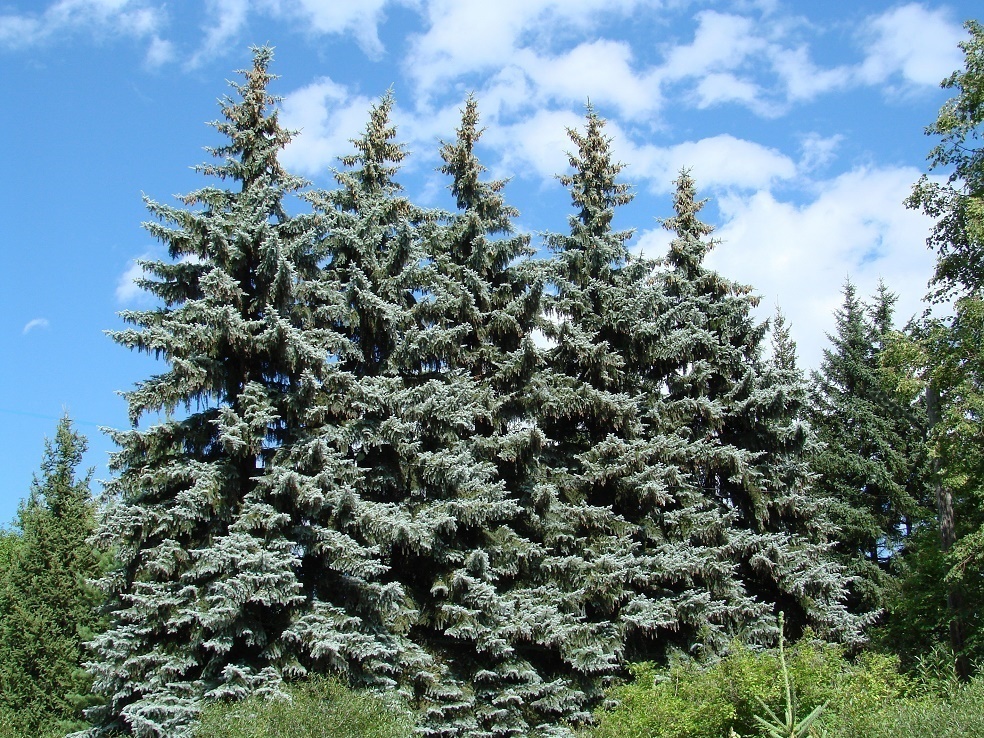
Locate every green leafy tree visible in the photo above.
<box><xmin>903</xmin><ymin>17</ymin><xmax>984</xmax><ymax>680</ymax></box>
<box><xmin>0</xmin><ymin>416</ymin><xmax>103</xmax><ymax>736</ymax></box>
<box><xmin>82</xmin><ymin>48</ymin><xmax>349</xmax><ymax>736</ymax></box>
<box><xmin>907</xmin><ymin>19</ymin><xmax>984</xmax><ymax>301</ymax></box>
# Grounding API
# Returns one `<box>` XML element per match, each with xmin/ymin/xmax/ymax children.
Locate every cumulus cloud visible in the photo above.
<box><xmin>616</xmin><ymin>133</ymin><xmax>798</xmax><ymax>193</ymax></box>
<box><xmin>405</xmin><ymin>0</ymin><xmax>656</xmax><ymax>97</ymax></box>
<box><xmin>0</xmin><ymin>0</ymin><xmax>166</xmax><ymax>50</ymax></box>
<box><xmin>705</xmin><ymin>166</ymin><xmax>937</xmax><ymax>369</ymax></box>
<box><xmin>858</xmin><ymin>3</ymin><xmax>966</xmax><ymax>88</ymax></box>
<box><xmin>770</xmin><ymin>46</ymin><xmax>852</xmax><ymax>102</ymax></box>
<box><xmin>660</xmin><ymin>11</ymin><xmax>765</xmax><ymax>82</ymax></box>
<box><xmin>279</xmin><ymin>79</ymin><xmax>376</xmax><ymax>177</ymax></box>
<box><xmin>22</xmin><ymin>318</ymin><xmax>50</xmax><ymax>335</ymax></box>
<box><xmin>513</xmin><ymin>40</ymin><xmax>662</xmax><ymax>119</ymax></box>
<box><xmin>281</xmin><ymin>0</ymin><xmax>394</xmax><ymax>58</ymax></box>
<box><xmin>482</xmin><ymin>108</ymin><xmax>584</xmax><ymax>181</ymax></box>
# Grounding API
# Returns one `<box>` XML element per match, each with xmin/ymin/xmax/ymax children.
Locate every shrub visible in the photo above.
<box><xmin>193</xmin><ymin>677</ymin><xmax>413</xmax><ymax>738</ymax></box>
<box><xmin>587</xmin><ymin>638</ymin><xmax>912</xmax><ymax>738</ymax></box>
<box><xmin>826</xmin><ymin>673</ymin><xmax>984</xmax><ymax>738</ymax></box>
<box><xmin>586</xmin><ymin>633</ymin><xmax>984</xmax><ymax>738</ymax></box>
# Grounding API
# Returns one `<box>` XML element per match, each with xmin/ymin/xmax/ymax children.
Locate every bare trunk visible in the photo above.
<box><xmin>926</xmin><ymin>380</ymin><xmax>971</xmax><ymax>681</ymax></box>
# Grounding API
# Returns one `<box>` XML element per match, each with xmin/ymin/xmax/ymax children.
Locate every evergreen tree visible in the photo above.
<box><xmin>0</xmin><ymin>416</ymin><xmax>103</xmax><ymax>736</ymax></box>
<box><xmin>529</xmin><ymin>108</ymin><xmax>649</xmax><ymax>707</ymax></box>
<box><xmin>808</xmin><ymin>280</ymin><xmax>926</xmax><ymax>614</ymax></box>
<box><xmin>646</xmin><ymin>172</ymin><xmax>860</xmax><ymax>647</ymax></box>
<box><xmin>82</xmin><ymin>48</ymin><xmax>342</xmax><ymax>736</ymax></box>
<box><xmin>527</xmin><ymin>121</ymin><xmax>859</xmax><ymax>725</ymax></box>
<box><xmin>412</xmin><ymin>96</ymin><xmax>576</xmax><ymax>735</ymax></box>
<box><xmin>303</xmin><ymin>93</ymin><xmax>571</xmax><ymax>737</ymax></box>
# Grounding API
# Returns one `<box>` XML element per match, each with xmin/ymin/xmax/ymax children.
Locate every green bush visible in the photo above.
<box><xmin>586</xmin><ymin>636</ymin><xmax>984</xmax><ymax>738</ymax></box>
<box><xmin>193</xmin><ymin>677</ymin><xmax>413</xmax><ymax>738</ymax></box>
<box><xmin>827</xmin><ymin>674</ymin><xmax>984</xmax><ymax>738</ymax></box>
<box><xmin>586</xmin><ymin>639</ymin><xmax>910</xmax><ymax>738</ymax></box>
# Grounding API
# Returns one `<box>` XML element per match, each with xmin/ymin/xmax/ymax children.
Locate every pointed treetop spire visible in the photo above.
<box><xmin>661</xmin><ymin>169</ymin><xmax>716</xmax><ymax>274</ymax></box>
<box><xmin>771</xmin><ymin>307</ymin><xmax>799</xmax><ymax>372</ymax></box>
<box><xmin>339</xmin><ymin>90</ymin><xmax>407</xmax><ymax>198</ymax></box>
<box><xmin>202</xmin><ymin>45</ymin><xmax>297</xmax><ymax>192</ymax></box>
<box><xmin>560</xmin><ymin>105</ymin><xmax>633</xmax><ymax>239</ymax></box>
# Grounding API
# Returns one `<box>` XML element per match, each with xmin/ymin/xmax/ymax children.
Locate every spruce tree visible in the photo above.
<box><xmin>416</xmin><ymin>96</ymin><xmax>576</xmax><ymax>735</ymax></box>
<box><xmin>0</xmin><ymin>416</ymin><xmax>103</xmax><ymax>737</ymax></box>
<box><xmin>643</xmin><ymin>172</ymin><xmax>860</xmax><ymax>648</ymax></box>
<box><xmin>82</xmin><ymin>48</ymin><xmax>348</xmax><ymax>736</ymax></box>
<box><xmin>304</xmin><ymin>93</ymin><xmax>573</xmax><ymax>737</ymax></box>
<box><xmin>529</xmin><ymin>109</ymin><xmax>648</xmax><ymax>708</ymax></box>
<box><xmin>808</xmin><ymin>279</ymin><xmax>926</xmax><ymax>614</ymax></box>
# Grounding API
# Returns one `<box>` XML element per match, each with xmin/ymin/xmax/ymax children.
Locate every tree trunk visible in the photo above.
<box><xmin>926</xmin><ymin>380</ymin><xmax>971</xmax><ymax>681</ymax></box>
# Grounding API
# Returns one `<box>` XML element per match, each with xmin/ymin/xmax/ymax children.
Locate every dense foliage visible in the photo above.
<box><xmin>0</xmin><ymin>417</ymin><xmax>104</xmax><ymax>737</ymax></box>
<box><xmin>807</xmin><ymin>280</ymin><xmax>931</xmax><ymax>615</ymax></box>
<box><xmin>1</xmin><ymin>17</ymin><xmax>982</xmax><ymax>737</ymax></box>
<box><xmin>895</xmin><ymin>17</ymin><xmax>984</xmax><ymax>678</ymax></box>
<box><xmin>586</xmin><ymin>636</ymin><xmax>984</xmax><ymax>738</ymax></box>
<box><xmin>63</xmin><ymin>49</ymin><xmax>861</xmax><ymax>737</ymax></box>
<box><xmin>193</xmin><ymin>677</ymin><xmax>413</xmax><ymax>738</ymax></box>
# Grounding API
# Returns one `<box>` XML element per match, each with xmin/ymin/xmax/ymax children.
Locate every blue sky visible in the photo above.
<box><xmin>0</xmin><ymin>0</ymin><xmax>977</xmax><ymax>524</ymax></box>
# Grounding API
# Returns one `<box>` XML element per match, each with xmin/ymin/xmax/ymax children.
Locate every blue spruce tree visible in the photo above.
<box><xmin>81</xmin><ymin>48</ymin><xmax>374</xmax><ymax>736</ymax></box>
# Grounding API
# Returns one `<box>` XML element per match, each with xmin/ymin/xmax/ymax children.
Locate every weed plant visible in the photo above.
<box><xmin>586</xmin><ymin>636</ymin><xmax>984</xmax><ymax>738</ymax></box>
<box><xmin>193</xmin><ymin>676</ymin><xmax>412</xmax><ymax>738</ymax></box>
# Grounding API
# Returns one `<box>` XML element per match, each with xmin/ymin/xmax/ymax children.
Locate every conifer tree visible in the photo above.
<box><xmin>82</xmin><ymin>48</ymin><xmax>345</xmax><ymax>736</ymax></box>
<box><xmin>529</xmin><ymin>108</ymin><xmax>648</xmax><ymax>702</ymax></box>
<box><xmin>413</xmin><ymin>96</ymin><xmax>576</xmax><ymax>735</ymax></box>
<box><xmin>808</xmin><ymin>280</ymin><xmax>926</xmax><ymax>614</ymax></box>
<box><xmin>645</xmin><ymin>172</ymin><xmax>860</xmax><ymax>646</ymax></box>
<box><xmin>304</xmin><ymin>93</ymin><xmax>573</xmax><ymax>737</ymax></box>
<box><xmin>0</xmin><ymin>416</ymin><xmax>103</xmax><ymax>737</ymax></box>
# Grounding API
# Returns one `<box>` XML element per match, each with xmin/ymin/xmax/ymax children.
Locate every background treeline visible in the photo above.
<box><xmin>0</xmin><ymin>19</ymin><xmax>981</xmax><ymax>738</ymax></box>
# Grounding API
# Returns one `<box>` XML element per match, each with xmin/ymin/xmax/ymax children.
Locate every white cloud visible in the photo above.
<box><xmin>189</xmin><ymin>0</ymin><xmax>249</xmax><ymax>68</ymax></box>
<box><xmin>706</xmin><ymin>166</ymin><xmax>937</xmax><ymax>369</ymax></box>
<box><xmin>513</xmin><ymin>40</ymin><xmax>661</xmax><ymax>119</ymax></box>
<box><xmin>144</xmin><ymin>34</ymin><xmax>174</xmax><ymax>66</ymax></box>
<box><xmin>798</xmin><ymin>133</ymin><xmax>843</xmax><ymax>172</ymax></box>
<box><xmin>634</xmin><ymin>226</ymin><xmax>673</xmax><ymax>260</ymax></box>
<box><xmin>116</xmin><ymin>257</ymin><xmax>150</xmax><ymax>304</ymax></box>
<box><xmin>279</xmin><ymin>79</ymin><xmax>375</xmax><ymax>177</ymax></box>
<box><xmin>770</xmin><ymin>46</ymin><xmax>852</xmax><ymax>102</ymax></box>
<box><xmin>281</xmin><ymin>0</ymin><xmax>393</xmax><ymax>58</ymax></box>
<box><xmin>477</xmin><ymin>109</ymin><xmax>798</xmax><ymax>194</ymax></box>
<box><xmin>858</xmin><ymin>3</ymin><xmax>966</xmax><ymax>87</ymax></box>
<box><xmin>0</xmin><ymin>0</ymin><xmax>166</xmax><ymax>49</ymax></box>
<box><xmin>22</xmin><ymin>318</ymin><xmax>50</xmax><ymax>335</ymax></box>
<box><xmin>693</xmin><ymin>72</ymin><xmax>766</xmax><ymax>112</ymax></box>
<box><xmin>616</xmin><ymin>133</ymin><xmax>797</xmax><ymax>193</ymax></box>
<box><xmin>405</xmin><ymin>0</ymin><xmax>654</xmax><ymax>94</ymax></box>
<box><xmin>660</xmin><ymin>11</ymin><xmax>765</xmax><ymax>82</ymax></box>
<box><xmin>482</xmin><ymin>108</ymin><xmax>584</xmax><ymax>181</ymax></box>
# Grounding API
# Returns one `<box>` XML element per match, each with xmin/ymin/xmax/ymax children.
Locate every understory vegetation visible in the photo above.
<box><xmin>1</xmin><ymin>18</ymin><xmax>982</xmax><ymax>738</ymax></box>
